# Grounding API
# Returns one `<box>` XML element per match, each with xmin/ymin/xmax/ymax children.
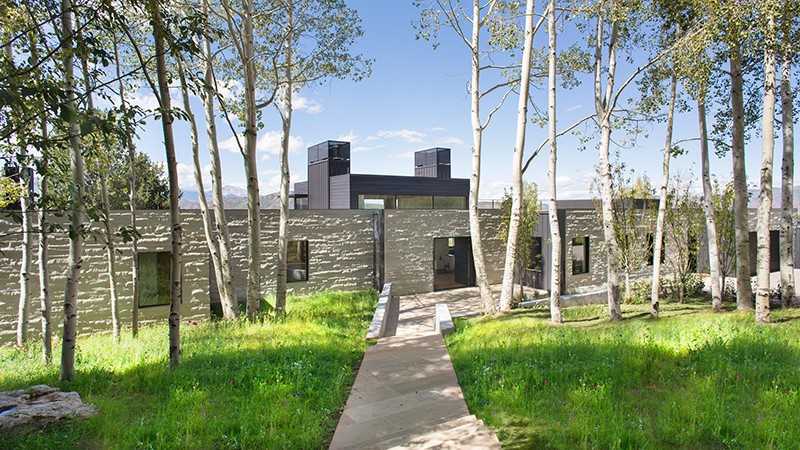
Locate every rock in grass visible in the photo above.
<box><xmin>0</xmin><ymin>385</ymin><xmax>98</xmax><ymax>434</ymax></box>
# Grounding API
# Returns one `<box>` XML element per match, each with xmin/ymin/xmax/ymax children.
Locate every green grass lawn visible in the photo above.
<box><xmin>0</xmin><ymin>290</ymin><xmax>377</xmax><ymax>449</ymax></box>
<box><xmin>446</xmin><ymin>299</ymin><xmax>800</xmax><ymax>449</ymax></box>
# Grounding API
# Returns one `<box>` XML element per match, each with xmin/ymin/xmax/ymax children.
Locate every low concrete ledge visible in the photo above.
<box><xmin>561</xmin><ymin>290</ymin><xmax>606</xmax><ymax>307</ymax></box>
<box><xmin>451</xmin><ymin>310</ymin><xmax>482</xmax><ymax>319</ymax></box>
<box><xmin>366</xmin><ymin>283</ymin><xmax>393</xmax><ymax>340</ymax></box>
<box><xmin>434</xmin><ymin>303</ymin><xmax>455</xmax><ymax>336</ymax></box>
<box><xmin>518</xmin><ymin>290</ymin><xmax>607</xmax><ymax>309</ymax></box>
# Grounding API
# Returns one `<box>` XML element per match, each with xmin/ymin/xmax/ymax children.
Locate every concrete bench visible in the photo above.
<box><xmin>366</xmin><ymin>283</ymin><xmax>393</xmax><ymax>340</ymax></box>
<box><xmin>434</xmin><ymin>303</ymin><xmax>455</xmax><ymax>336</ymax></box>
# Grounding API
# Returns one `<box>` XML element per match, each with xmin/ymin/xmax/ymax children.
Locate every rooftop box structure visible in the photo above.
<box><xmin>293</xmin><ymin>141</ymin><xmax>468</xmax><ymax>210</ymax></box>
<box><xmin>414</xmin><ymin>148</ymin><xmax>451</xmax><ymax>178</ymax></box>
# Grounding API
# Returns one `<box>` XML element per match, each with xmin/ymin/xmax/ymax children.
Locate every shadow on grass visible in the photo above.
<box><xmin>1</xmin><ymin>291</ymin><xmax>378</xmax><ymax>450</ymax></box>
<box><xmin>3</xmin><ymin>340</ymin><xmax>366</xmax><ymax>450</ymax></box>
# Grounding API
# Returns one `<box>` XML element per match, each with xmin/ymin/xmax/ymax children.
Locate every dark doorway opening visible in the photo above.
<box><xmin>433</xmin><ymin>237</ymin><xmax>476</xmax><ymax>290</ymax></box>
<box><xmin>523</xmin><ymin>237</ymin><xmax>544</xmax><ymax>290</ymax></box>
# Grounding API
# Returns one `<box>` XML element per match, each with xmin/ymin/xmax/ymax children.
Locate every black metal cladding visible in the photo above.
<box><xmin>414</xmin><ymin>148</ymin><xmax>451</xmax><ymax>178</ymax></box>
<box><xmin>298</xmin><ymin>140</ymin><xmax>467</xmax><ymax>209</ymax></box>
<box><xmin>307</xmin><ymin>141</ymin><xmax>351</xmax><ymax>209</ymax></box>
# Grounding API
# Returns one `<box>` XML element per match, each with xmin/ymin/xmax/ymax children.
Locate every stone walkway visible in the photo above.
<box><xmin>329</xmin><ymin>288</ymin><xmax>501</xmax><ymax>449</ymax></box>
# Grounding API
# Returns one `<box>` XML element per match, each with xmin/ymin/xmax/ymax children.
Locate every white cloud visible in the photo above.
<box><xmin>482</xmin><ymin>180</ymin><xmax>510</xmax><ymax>200</ymax></box>
<box><xmin>388</xmin><ymin>151</ymin><xmax>415</xmax><ymax>159</ymax></box>
<box><xmin>219</xmin><ymin>131</ymin><xmax>304</xmax><ymax>156</ymax></box>
<box><xmin>352</xmin><ymin>146</ymin><xmax>372</xmax><ymax>153</ymax></box>
<box><xmin>556</xmin><ymin>176</ymin><xmax>572</xmax><ymax>186</ymax></box>
<box><xmin>292</xmin><ymin>94</ymin><xmax>323</xmax><ymax>114</ymax></box>
<box><xmin>429</xmin><ymin>126</ymin><xmax>447</xmax><ymax>133</ymax></box>
<box><xmin>336</xmin><ymin>131</ymin><xmax>358</xmax><ymax>143</ymax></box>
<box><xmin>366</xmin><ymin>129</ymin><xmax>426</xmax><ymax>144</ymax></box>
<box><xmin>176</xmin><ymin>163</ymin><xmax>199</xmax><ymax>192</ymax></box>
<box><xmin>544</xmin><ymin>172</ymin><xmax>596</xmax><ymax>199</ymax></box>
<box><xmin>217</xmin><ymin>79</ymin><xmax>241</xmax><ymax>101</ymax></box>
<box><xmin>256</xmin><ymin>130</ymin><xmax>305</xmax><ymax>155</ymax></box>
<box><xmin>566</xmin><ymin>104</ymin><xmax>583</xmax><ymax>112</ymax></box>
<box><xmin>437</xmin><ymin>136</ymin><xmax>466</xmax><ymax>147</ymax></box>
<box><xmin>219</xmin><ymin>134</ymin><xmax>244</xmax><ymax>154</ymax></box>
<box><xmin>128</xmin><ymin>90</ymin><xmax>159</xmax><ymax>111</ymax></box>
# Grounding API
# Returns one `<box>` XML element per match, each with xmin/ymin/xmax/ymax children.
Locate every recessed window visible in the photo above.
<box><xmin>571</xmin><ymin>236</ymin><xmax>589</xmax><ymax>275</ymax></box>
<box><xmin>358</xmin><ymin>194</ymin><xmax>396</xmax><ymax>209</ymax></box>
<box><xmin>433</xmin><ymin>196</ymin><xmax>467</xmax><ymax>209</ymax></box>
<box><xmin>397</xmin><ymin>195</ymin><xmax>433</xmax><ymax>209</ymax></box>
<box><xmin>138</xmin><ymin>252</ymin><xmax>171</xmax><ymax>307</ymax></box>
<box><xmin>287</xmin><ymin>240</ymin><xmax>309</xmax><ymax>282</ymax></box>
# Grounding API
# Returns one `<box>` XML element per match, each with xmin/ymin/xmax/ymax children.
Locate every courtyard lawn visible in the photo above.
<box><xmin>447</xmin><ymin>300</ymin><xmax>800</xmax><ymax>449</ymax></box>
<box><xmin>0</xmin><ymin>290</ymin><xmax>376</xmax><ymax>450</ymax></box>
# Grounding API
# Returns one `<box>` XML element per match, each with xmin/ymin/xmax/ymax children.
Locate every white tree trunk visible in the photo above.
<box><xmin>178</xmin><ymin>57</ymin><xmax>230</xmax><ymax>324</ymax></box>
<box><xmin>780</xmin><ymin>48</ymin><xmax>796</xmax><ymax>307</ymax></box>
<box><xmin>594</xmin><ymin>9</ymin><xmax>622</xmax><ymax>321</ymax></box>
<box><xmin>547</xmin><ymin>0</ymin><xmax>562</xmax><ymax>323</ymax></box>
<box><xmin>113</xmin><ymin>36</ymin><xmax>141</xmax><ymax>337</ymax></box>
<box><xmin>59</xmin><ymin>0</ymin><xmax>85</xmax><ymax>381</ymax></box>
<box><xmin>698</xmin><ymin>96</ymin><xmax>723</xmax><ymax>312</ymax></box>
<box><xmin>469</xmin><ymin>0</ymin><xmax>494</xmax><ymax>312</ymax></box>
<box><xmin>150</xmin><ymin>0</ymin><xmax>182</xmax><ymax>367</ymax></box>
<box><xmin>17</xmin><ymin>154</ymin><xmax>32</xmax><ymax>347</ymax></box>
<box><xmin>730</xmin><ymin>44</ymin><xmax>754</xmax><ymax>310</ymax></box>
<box><xmin>499</xmin><ymin>0</ymin><xmax>535</xmax><ymax>312</ymax></box>
<box><xmin>650</xmin><ymin>70</ymin><xmax>677</xmax><ymax>318</ymax></box>
<box><xmin>242</xmin><ymin>0</ymin><xmax>262</xmax><ymax>317</ymax></box>
<box><xmin>276</xmin><ymin>5</ymin><xmax>294</xmax><ymax>316</ymax></box>
<box><xmin>38</xmin><ymin>157</ymin><xmax>52</xmax><ymax>363</ymax></box>
<box><xmin>200</xmin><ymin>14</ymin><xmax>237</xmax><ymax>320</ymax></box>
<box><xmin>756</xmin><ymin>15</ymin><xmax>776</xmax><ymax>324</ymax></box>
<box><xmin>100</xmin><ymin>174</ymin><xmax>121</xmax><ymax>342</ymax></box>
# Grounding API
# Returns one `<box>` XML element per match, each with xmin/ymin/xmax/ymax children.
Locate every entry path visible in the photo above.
<box><xmin>329</xmin><ymin>288</ymin><xmax>502</xmax><ymax>449</ymax></box>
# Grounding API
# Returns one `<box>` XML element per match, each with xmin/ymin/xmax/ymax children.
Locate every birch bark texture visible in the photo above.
<box><xmin>755</xmin><ymin>11</ymin><xmax>777</xmax><ymax>323</ymax></box>
<box><xmin>780</xmin><ymin>46</ymin><xmax>796</xmax><ymax>307</ymax></box>
<box><xmin>730</xmin><ymin>44</ymin><xmax>754</xmax><ymax>310</ymax></box>
<box><xmin>499</xmin><ymin>0</ymin><xmax>536</xmax><ymax>312</ymax></box>
<box><xmin>59</xmin><ymin>0</ymin><xmax>86</xmax><ymax>381</ymax></box>
<box><xmin>148</xmin><ymin>0</ymin><xmax>183</xmax><ymax>367</ymax></box>
<box><xmin>698</xmin><ymin>96</ymin><xmax>723</xmax><ymax>312</ymax></box>
<box><xmin>547</xmin><ymin>0</ymin><xmax>562</xmax><ymax>323</ymax></box>
<box><xmin>593</xmin><ymin>2</ymin><xmax>622</xmax><ymax>321</ymax></box>
<box><xmin>649</xmin><ymin>70</ymin><xmax>677</xmax><ymax>318</ymax></box>
<box><xmin>199</xmin><ymin>10</ymin><xmax>237</xmax><ymax>320</ymax></box>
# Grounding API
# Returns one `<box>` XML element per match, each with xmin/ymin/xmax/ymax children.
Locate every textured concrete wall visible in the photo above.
<box><xmin>224</xmin><ymin>209</ymin><xmax>376</xmax><ymax>300</ymax></box>
<box><xmin>0</xmin><ymin>211</ymin><xmax>210</xmax><ymax>347</ymax></box>
<box><xmin>384</xmin><ymin>210</ymin><xmax>505</xmax><ymax>296</ymax></box>
<box><xmin>0</xmin><ymin>209</ymin><xmax>377</xmax><ymax>346</ymax></box>
<box><xmin>561</xmin><ymin>210</ymin><xmax>608</xmax><ymax>294</ymax></box>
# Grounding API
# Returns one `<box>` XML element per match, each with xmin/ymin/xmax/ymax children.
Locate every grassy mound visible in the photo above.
<box><xmin>446</xmin><ymin>300</ymin><xmax>800</xmax><ymax>449</ymax></box>
<box><xmin>0</xmin><ymin>290</ymin><xmax>377</xmax><ymax>449</ymax></box>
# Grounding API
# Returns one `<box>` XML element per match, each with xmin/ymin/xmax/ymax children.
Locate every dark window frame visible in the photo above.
<box><xmin>138</xmin><ymin>251</ymin><xmax>172</xmax><ymax>308</ymax></box>
<box><xmin>287</xmin><ymin>240</ymin><xmax>310</xmax><ymax>283</ymax></box>
<box><xmin>571</xmin><ymin>236</ymin><xmax>590</xmax><ymax>275</ymax></box>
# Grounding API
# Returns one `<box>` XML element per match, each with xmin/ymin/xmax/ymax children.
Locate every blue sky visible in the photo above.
<box><xmin>132</xmin><ymin>1</ymin><xmax>786</xmax><ymax>201</ymax></box>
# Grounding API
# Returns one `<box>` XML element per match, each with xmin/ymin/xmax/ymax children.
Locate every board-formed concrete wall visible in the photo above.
<box><xmin>384</xmin><ymin>210</ymin><xmax>505</xmax><ymax>295</ymax></box>
<box><xmin>224</xmin><ymin>209</ymin><xmax>377</xmax><ymax>299</ymax></box>
<box><xmin>0</xmin><ymin>211</ymin><xmax>210</xmax><ymax>346</ymax></box>
<box><xmin>0</xmin><ymin>209</ymin><xmax>378</xmax><ymax>346</ymax></box>
<box><xmin>561</xmin><ymin>209</ymin><xmax>608</xmax><ymax>294</ymax></box>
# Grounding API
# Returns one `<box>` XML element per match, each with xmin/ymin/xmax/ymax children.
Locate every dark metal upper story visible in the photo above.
<box><xmin>292</xmin><ymin>141</ymin><xmax>469</xmax><ymax>210</ymax></box>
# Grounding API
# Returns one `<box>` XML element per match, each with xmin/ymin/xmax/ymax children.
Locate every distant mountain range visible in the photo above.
<box><xmin>746</xmin><ymin>186</ymin><xmax>800</xmax><ymax>209</ymax></box>
<box><xmin>180</xmin><ymin>187</ymin><xmax>284</xmax><ymax>210</ymax></box>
